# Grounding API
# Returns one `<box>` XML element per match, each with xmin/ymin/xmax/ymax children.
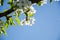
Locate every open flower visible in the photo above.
<box><xmin>20</xmin><ymin>17</ymin><xmax>35</xmax><ymax>26</ymax></box>
<box><xmin>20</xmin><ymin>19</ymin><xmax>25</xmax><ymax>26</ymax></box>
<box><xmin>25</xmin><ymin>17</ymin><xmax>35</xmax><ymax>26</ymax></box>
<box><xmin>30</xmin><ymin>6</ymin><xmax>36</xmax><ymax>14</ymax></box>
<box><xmin>41</xmin><ymin>0</ymin><xmax>47</xmax><ymax>6</ymax></box>
<box><xmin>25</xmin><ymin>21</ymin><xmax>30</xmax><ymax>25</ymax></box>
<box><xmin>30</xmin><ymin>17</ymin><xmax>35</xmax><ymax>24</ymax></box>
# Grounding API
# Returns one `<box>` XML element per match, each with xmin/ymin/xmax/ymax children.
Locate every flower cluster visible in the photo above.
<box><xmin>13</xmin><ymin>0</ymin><xmax>32</xmax><ymax>9</ymax></box>
<box><xmin>27</xmin><ymin>6</ymin><xmax>36</xmax><ymax>15</ymax></box>
<box><xmin>15</xmin><ymin>5</ymin><xmax>36</xmax><ymax>26</ymax></box>
<box><xmin>20</xmin><ymin>17</ymin><xmax>35</xmax><ymax>26</ymax></box>
<box><xmin>14</xmin><ymin>0</ymin><xmax>36</xmax><ymax>26</ymax></box>
<box><xmin>13</xmin><ymin>0</ymin><xmax>47</xmax><ymax>26</ymax></box>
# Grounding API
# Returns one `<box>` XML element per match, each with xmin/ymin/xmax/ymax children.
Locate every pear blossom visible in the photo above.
<box><xmin>29</xmin><ymin>17</ymin><xmax>35</xmax><ymax>24</ymax></box>
<box><xmin>13</xmin><ymin>0</ymin><xmax>36</xmax><ymax>26</ymax></box>
<box><xmin>20</xmin><ymin>19</ymin><xmax>25</xmax><ymax>26</ymax></box>
<box><xmin>25</xmin><ymin>17</ymin><xmax>35</xmax><ymax>26</ymax></box>
<box><xmin>29</xmin><ymin>23</ymin><xmax>32</xmax><ymax>26</ymax></box>
<box><xmin>25</xmin><ymin>21</ymin><xmax>30</xmax><ymax>25</ymax></box>
<box><xmin>20</xmin><ymin>22</ymin><xmax>24</xmax><ymax>26</ymax></box>
<box><xmin>41</xmin><ymin>0</ymin><xmax>47</xmax><ymax>6</ymax></box>
<box><xmin>27</xmin><ymin>6</ymin><xmax>36</xmax><ymax>17</ymax></box>
<box><xmin>16</xmin><ymin>9</ymin><xmax>23</xmax><ymax>12</ymax></box>
<box><xmin>15</xmin><ymin>9</ymin><xmax>23</xmax><ymax>17</ymax></box>
<box><xmin>29</xmin><ymin>6</ymin><xmax>36</xmax><ymax>13</ymax></box>
<box><xmin>20</xmin><ymin>17</ymin><xmax>35</xmax><ymax>26</ymax></box>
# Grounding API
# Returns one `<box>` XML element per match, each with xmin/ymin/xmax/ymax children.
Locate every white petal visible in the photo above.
<box><xmin>25</xmin><ymin>21</ymin><xmax>30</xmax><ymax>25</ymax></box>
<box><xmin>1</xmin><ymin>31</ymin><xmax>3</xmax><ymax>34</ymax></box>
<box><xmin>17</xmin><ymin>0</ymin><xmax>19</xmax><ymax>1</ymax></box>
<box><xmin>32</xmin><ymin>18</ymin><xmax>35</xmax><ymax>21</ymax></box>
<box><xmin>32</xmin><ymin>21</ymin><xmax>35</xmax><ymax>24</ymax></box>
<box><xmin>29</xmin><ymin>24</ymin><xmax>32</xmax><ymax>26</ymax></box>
<box><xmin>20</xmin><ymin>19</ymin><xmax>25</xmax><ymax>26</ymax></box>
<box><xmin>20</xmin><ymin>22</ymin><xmax>24</xmax><ymax>26</ymax></box>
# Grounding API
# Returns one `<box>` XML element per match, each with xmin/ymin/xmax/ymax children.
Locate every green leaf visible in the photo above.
<box><xmin>9</xmin><ymin>18</ymin><xmax>13</xmax><ymax>25</ymax></box>
<box><xmin>11</xmin><ymin>4</ymin><xmax>14</xmax><ymax>8</ymax></box>
<box><xmin>11</xmin><ymin>21</ymin><xmax>15</xmax><ymax>26</ymax></box>
<box><xmin>9</xmin><ymin>0</ymin><xmax>13</xmax><ymax>3</ymax></box>
<box><xmin>15</xmin><ymin>17</ymin><xmax>20</xmax><ymax>25</ymax></box>
<box><xmin>17</xmin><ymin>10</ymin><xmax>21</xmax><ymax>17</ymax></box>
<box><xmin>8</xmin><ymin>0</ymin><xmax>14</xmax><ymax>8</ymax></box>
<box><xmin>28</xmin><ymin>13</ymin><xmax>34</xmax><ymax>17</ymax></box>
<box><xmin>9</xmin><ymin>17</ymin><xmax>15</xmax><ymax>26</ymax></box>
<box><xmin>5</xmin><ymin>22</ymin><xmax>9</xmax><ymax>28</ymax></box>
<box><xmin>4</xmin><ymin>10</ymin><xmax>7</xmax><ymax>12</ymax></box>
<box><xmin>1</xmin><ymin>27</ymin><xmax>7</xmax><ymax>35</ymax></box>
<box><xmin>37</xmin><ymin>1</ymin><xmax>41</xmax><ymax>6</ymax></box>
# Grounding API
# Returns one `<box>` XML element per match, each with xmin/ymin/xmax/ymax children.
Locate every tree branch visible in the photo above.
<box><xmin>0</xmin><ymin>8</ymin><xmax>15</xmax><ymax>18</ymax></box>
<box><xmin>30</xmin><ymin>0</ymin><xmax>41</xmax><ymax>3</ymax></box>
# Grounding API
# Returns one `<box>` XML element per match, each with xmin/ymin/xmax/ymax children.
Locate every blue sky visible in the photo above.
<box><xmin>0</xmin><ymin>0</ymin><xmax>60</xmax><ymax>40</ymax></box>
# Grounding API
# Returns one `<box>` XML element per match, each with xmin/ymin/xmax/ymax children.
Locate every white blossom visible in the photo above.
<box><xmin>30</xmin><ymin>6</ymin><xmax>36</xmax><ymax>13</ymax></box>
<box><xmin>15</xmin><ymin>9</ymin><xmax>23</xmax><ymax>16</ymax></box>
<box><xmin>20</xmin><ymin>22</ymin><xmax>24</xmax><ymax>26</ymax></box>
<box><xmin>13</xmin><ymin>0</ymin><xmax>36</xmax><ymax>26</ymax></box>
<box><xmin>41</xmin><ymin>0</ymin><xmax>47</xmax><ymax>6</ymax></box>
<box><xmin>30</xmin><ymin>17</ymin><xmax>35</xmax><ymax>24</ymax></box>
<box><xmin>20</xmin><ymin>19</ymin><xmax>25</xmax><ymax>26</ymax></box>
<box><xmin>25</xmin><ymin>21</ymin><xmax>30</xmax><ymax>25</ymax></box>
<box><xmin>16</xmin><ymin>9</ymin><xmax>23</xmax><ymax>12</ymax></box>
<box><xmin>20</xmin><ymin>17</ymin><xmax>35</xmax><ymax>26</ymax></box>
<box><xmin>29</xmin><ymin>23</ymin><xmax>32</xmax><ymax>26</ymax></box>
<box><xmin>25</xmin><ymin>17</ymin><xmax>35</xmax><ymax>26</ymax></box>
<box><xmin>30</xmin><ymin>17</ymin><xmax>35</xmax><ymax>21</ymax></box>
<box><xmin>27</xmin><ymin>6</ymin><xmax>36</xmax><ymax>16</ymax></box>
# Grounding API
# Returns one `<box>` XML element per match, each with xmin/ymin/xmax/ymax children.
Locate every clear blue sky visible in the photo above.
<box><xmin>0</xmin><ymin>0</ymin><xmax>60</xmax><ymax>40</ymax></box>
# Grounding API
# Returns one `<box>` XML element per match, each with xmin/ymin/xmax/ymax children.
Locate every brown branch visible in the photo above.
<box><xmin>0</xmin><ymin>8</ymin><xmax>15</xmax><ymax>18</ymax></box>
<box><xmin>30</xmin><ymin>0</ymin><xmax>41</xmax><ymax>3</ymax></box>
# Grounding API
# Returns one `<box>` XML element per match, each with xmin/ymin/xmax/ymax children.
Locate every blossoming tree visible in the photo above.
<box><xmin>0</xmin><ymin>0</ymin><xmax>52</xmax><ymax>35</ymax></box>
